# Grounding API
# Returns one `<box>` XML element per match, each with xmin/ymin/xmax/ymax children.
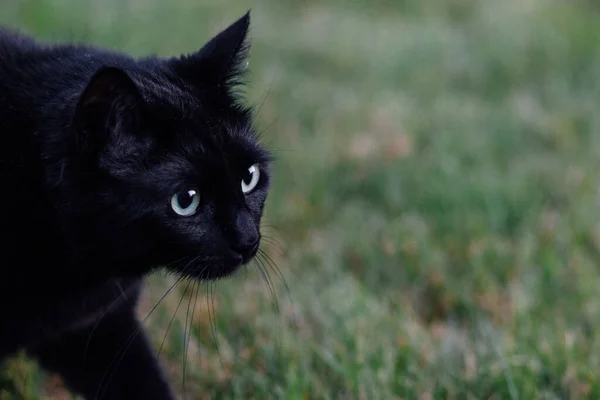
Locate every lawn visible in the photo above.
<box><xmin>2</xmin><ymin>0</ymin><xmax>600</xmax><ymax>398</ymax></box>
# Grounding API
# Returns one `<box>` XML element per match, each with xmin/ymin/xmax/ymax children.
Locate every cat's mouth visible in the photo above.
<box><xmin>237</xmin><ymin>241</ymin><xmax>260</xmax><ymax>265</ymax></box>
<box><xmin>174</xmin><ymin>240</ymin><xmax>260</xmax><ymax>280</ymax></box>
<box><xmin>209</xmin><ymin>241</ymin><xmax>260</xmax><ymax>279</ymax></box>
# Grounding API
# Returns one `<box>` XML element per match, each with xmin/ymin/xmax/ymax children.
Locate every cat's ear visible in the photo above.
<box><xmin>173</xmin><ymin>11</ymin><xmax>251</xmax><ymax>90</ymax></box>
<box><xmin>73</xmin><ymin>66</ymin><xmax>143</xmax><ymax>142</ymax></box>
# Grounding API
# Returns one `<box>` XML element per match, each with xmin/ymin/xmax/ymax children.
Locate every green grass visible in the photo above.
<box><xmin>3</xmin><ymin>0</ymin><xmax>600</xmax><ymax>398</ymax></box>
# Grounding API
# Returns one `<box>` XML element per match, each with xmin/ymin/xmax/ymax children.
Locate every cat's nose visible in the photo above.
<box><xmin>231</xmin><ymin>234</ymin><xmax>259</xmax><ymax>255</ymax></box>
<box><xmin>231</xmin><ymin>212</ymin><xmax>259</xmax><ymax>255</ymax></box>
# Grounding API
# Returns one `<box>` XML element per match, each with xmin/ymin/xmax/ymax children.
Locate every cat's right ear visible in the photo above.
<box><xmin>171</xmin><ymin>11</ymin><xmax>251</xmax><ymax>92</ymax></box>
<box><xmin>73</xmin><ymin>67</ymin><xmax>142</xmax><ymax>151</ymax></box>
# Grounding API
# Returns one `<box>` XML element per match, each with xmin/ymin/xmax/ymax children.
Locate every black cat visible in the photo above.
<box><xmin>0</xmin><ymin>11</ymin><xmax>271</xmax><ymax>399</ymax></box>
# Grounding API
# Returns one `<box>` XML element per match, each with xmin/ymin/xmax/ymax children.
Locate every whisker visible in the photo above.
<box><xmin>94</xmin><ymin>258</ymin><xmax>200</xmax><ymax>399</ymax></box>
<box><xmin>251</xmin><ymin>74</ymin><xmax>275</xmax><ymax>125</ymax></box>
<box><xmin>248</xmin><ymin>77</ymin><xmax>288</xmax><ymax>154</ymax></box>
<box><xmin>254</xmin><ymin>254</ymin><xmax>285</xmax><ymax>348</ymax></box>
<box><xmin>181</xmin><ymin>279</ymin><xmax>196</xmax><ymax>400</ymax></box>
<box><xmin>94</xmin><ymin>275</ymin><xmax>185</xmax><ymax>400</ymax></box>
<box><xmin>256</xmin><ymin>114</ymin><xmax>281</xmax><ymax>143</ymax></box>
<box><xmin>262</xmin><ymin>231</ymin><xmax>284</xmax><ymax>247</ymax></box>
<box><xmin>207</xmin><ymin>281</ymin><xmax>225</xmax><ymax>369</ymax></box>
<box><xmin>156</xmin><ymin>279</ymin><xmax>192</xmax><ymax>360</ymax></box>
<box><xmin>259</xmin><ymin>221</ymin><xmax>282</xmax><ymax>229</ymax></box>
<box><xmin>184</xmin><ymin>280</ymin><xmax>201</xmax><ymax>396</ymax></box>
<box><xmin>256</xmin><ymin>255</ymin><xmax>280</xmax><ymax>316</ymax></box>
<box><xmin>257</xmin><ymin>249</ymin><xmax>298</xmax><ymax>329</ymax></box>
<box><xmin>258</xmin><ymin>248</ymin><xmax>294</xmax><ymax>298</ymax></box>
<box><xmin>163</xmin><ymin>256</ymin><xmax>188</xmax><ymax>269</ymax></box>
<box><xmin>83</xmin><ymin>284</ymin><xmax>130</xmax><ymax>367</ymax></box>
<box><xmin>260</xmin><ymin>223</ymin><xmax>286</xmax><ymax>243</ymax></box>
<box><xmin>260</xmin><ymin>234</ymin><xmax>284</xmax><ymax>246</ymax></box>
<box><xmin>260</xmin><ymin>236</ymin><xmax>285</xmax><ymax>257</ymax></box>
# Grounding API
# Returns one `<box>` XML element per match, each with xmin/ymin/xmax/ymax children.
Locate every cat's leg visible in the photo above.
<box><xmin>28</xmin><ymin>306</ymin><xmax>176</xmax><ymax>400</ymax></box>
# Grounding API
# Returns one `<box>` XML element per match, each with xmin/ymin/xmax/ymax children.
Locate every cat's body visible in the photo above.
<box><xmin>0</xmin><ymin>13</ymin><xmax>269</xmax><ymax>399</ymax></box>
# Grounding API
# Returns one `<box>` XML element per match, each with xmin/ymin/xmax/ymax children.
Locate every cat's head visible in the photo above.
<box><xmin>66</xmin><ymin>12</ymin><xmax>271</xmax><ymax>280</ymax></box>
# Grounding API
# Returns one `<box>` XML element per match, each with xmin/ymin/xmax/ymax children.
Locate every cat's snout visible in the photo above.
<box><xmin>229</xmin><ymin>211</ymin><xmax>260</xmax><ymax>260</ymax></box>
<box><xmin>231</xmin><ymin>235</ymin><xmax>260</xmax><ymax>259</ymax></box>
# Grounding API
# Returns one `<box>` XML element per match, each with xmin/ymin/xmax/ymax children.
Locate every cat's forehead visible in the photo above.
<box><xmin>132</xmin><ymin>68</ymin><xmax>269</xmax><ymax>164</ymax></box>
<box><xmin>182</xmin><ymin>122</ymin><xmax>267</xmax><ymax>165</ymax></box>
<box><xmin>135</xmin><ymin>72</ymin><xmax>197</xmax><ymax>114</ymax></box>
<box><xmin>135</xmin><ymin>70</ymin><xmax>248</xmax><ymax>125</ymax></box>
<box><xmin>144</xmin><ymin>127</ymin><xmax>268</xmax><ymax>190</ymax></box>
<box><xmin>148</xmin><ymin>104</ymin><xmax>267</xmax><ymax>168</ymax></box>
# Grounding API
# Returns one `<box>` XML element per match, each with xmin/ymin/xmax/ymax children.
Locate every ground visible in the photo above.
<box><xmin>2</xmin><ymin>0</ymin><xmax>600</xmax><ymax>398</ymax></box>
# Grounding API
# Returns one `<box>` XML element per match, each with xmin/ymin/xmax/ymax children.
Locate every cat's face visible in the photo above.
<box><xmin>68</xmin><ymin>12</ymin><xmax>271</xmax><ymax>280</ymax></box>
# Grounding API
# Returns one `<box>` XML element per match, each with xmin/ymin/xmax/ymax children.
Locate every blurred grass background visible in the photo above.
<box><xmin>3</xmin><ymin>0</ymin><xmax>600</xmax><ymax>398</ymax></box>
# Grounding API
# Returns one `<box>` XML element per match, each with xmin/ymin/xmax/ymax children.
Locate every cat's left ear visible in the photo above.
<box><xmin>173</xmin><ymin>11</ymin><xmax>251</xmax><ymax>90</ymax></box>
<box><xmin>73</xmin><ymin>66</ymin><xmax>143</xmax><ymax>151</ymax></box>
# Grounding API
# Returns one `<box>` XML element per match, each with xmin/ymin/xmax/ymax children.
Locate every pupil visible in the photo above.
<box><xmin>243</xmin><ymin>169</ymin><xmax>253</xmax><ymax>185</ymax></box>
<box><xmin>177</xmin><ymin>191</ymin><xmax>194</xmax><ymax>208</ymax></box>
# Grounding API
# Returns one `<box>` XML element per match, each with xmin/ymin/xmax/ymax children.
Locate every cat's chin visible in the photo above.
<box><xmin>209</xmin><ymin>250</ymin><xmax>259</xmax><ymax>280</ymax></box>
<box><xmin>205</xmin><ymin>264</ymin><xmax>242</xmax><ymax>280</ymax></box>
<box><xmin>191</xmin><ymin>260</ymin><xmax>244</xmax><ymax>280</ymax></box>
<box><xmin>170</xmin><ymin>252</ymin><xmax>255</xmax><ymax>281</ymax></box>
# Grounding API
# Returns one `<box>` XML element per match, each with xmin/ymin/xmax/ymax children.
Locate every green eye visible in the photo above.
<box><xmin>170</xmin><ymin>188</ymin><xmax>200</xmax><ymax>216</ymax></box>
<box><xmin>241</xmin><ymin>164</ymin><xmax>260</xmax><ymax>194</ymax></box>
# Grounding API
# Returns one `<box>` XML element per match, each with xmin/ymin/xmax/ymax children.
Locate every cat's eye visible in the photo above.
<box><xmin>170</xmin><ymin>188</ymin><xmax>200</xmax><ymax>216</ymax></box>
<box><xmin>241</xmin><ymin>164</ymin><xmax>260</xmax><ymax>194</ymax></box>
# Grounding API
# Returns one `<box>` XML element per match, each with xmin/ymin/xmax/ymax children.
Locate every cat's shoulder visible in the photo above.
<box><xmin>0</xmin><ymin>26</ymin><xmax>36</xmax><ymax>45</ymax></box>
<box><xmin>0</xmin><ymin>27</ymin><xmax>39</xmax><ymax>60</ymax></box>
<box><xmin>0</xmin><ymin>27</ymin><xmax>125</xmax><ymax>67</ymax></box>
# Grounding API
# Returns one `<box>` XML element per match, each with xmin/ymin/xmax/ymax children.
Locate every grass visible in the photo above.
<box><xmin>2</xmin><ymin>0</ymin><xmax>600</xmax><ymax>398</ymax></box>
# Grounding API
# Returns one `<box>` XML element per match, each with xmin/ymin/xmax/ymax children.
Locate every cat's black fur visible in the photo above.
<box><xmin>0</xmin><ymin>12</ymin><xmax>271</xmax><ymax>399</ymax></box>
